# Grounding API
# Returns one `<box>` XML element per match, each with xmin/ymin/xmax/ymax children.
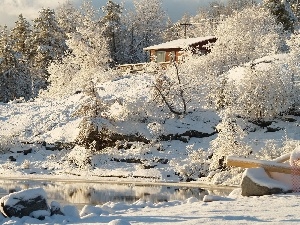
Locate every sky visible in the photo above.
<box><xmin>0</xmin><ymin>0</ymin><xmax>227</xmax><ymax>27</ymax></box>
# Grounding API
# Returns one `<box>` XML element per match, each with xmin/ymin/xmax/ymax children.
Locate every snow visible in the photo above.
<box><xmin>143</xmin><ymin>36</ymin><xmax>216</xmax><ymax>50</ymax></box>
<box><xmin>30</xmin><ymin>210</ymin><xmax>50</xmax><ymax>219</ymax></box>
<box><xmin>226</xmin><ymin>54</ymin><xmax>289</xmax><ymax>82</ymax></box>
<box><xmin>290</xmin><ymin>146</ymin><xmax>300</xmax><ymax>166</ymax></box>
<box><xmin>0</xmin><ymin>66</ymin><xmax>299</xmax><ymax>224</ymax></box>
<box><xmin>1</xmin><ymin>192</ymin><xmax>300</xmax><ymax>224</ymax></box>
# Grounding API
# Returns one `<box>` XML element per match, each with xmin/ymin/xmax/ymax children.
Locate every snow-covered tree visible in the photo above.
<box><xmin>189</xmin><ymin>10</ymin><xmax>218</xmax><ymax>38</ymax></box>
<box><xmin>188</xmin><ymin>0</ymin><xmax>257</xmax><ymax>40</ymax></box>
<box><xmin>208</xmin><ymin>110</ymin><xmax>251</xmax><ymax>171</ymax></box>
<box><xmin>227</xmin><ymin>0</ymin><xmax>256</xmax><ymax>12</ymax></box>
<box><xmin>30</xmin><ymin>8</ymin><xmax>68</xmax><ymax>89</ymax></box>
<box><xmin>56</xmin><ymin>1</ymin><xmax>80</xmax><ymax>35</ymax></box>
<box><xmin>190</xmin><ymin>6</ymin><xmax>285</xmax><ymax>110</ymax></box>
<box><xmin>152</xmin><ymin>62</ymin><xmax>188</xmax><ymax>116</ymax></box>
<box><xmin>46</xmin><ymin>1</ymin><xmax>111</xmax><ymax>98</ymax></box>
<box><xmin>290</xmin><ymin>0</ymin><xmax>300</xmax><ymax>20</ymax></box>
<box><xmin>213</xmin><ymin>6</ymin><xmax>284</xmax><ymax>70</ymax></box>
<box><xmin>286</xmin><ymin>33</ymin><xmax>300</xmax><ymax>105</ymax></box>
<box><xmin>10</xmin><ymin>14</ymin><xmax>31</xmax><ymax>59</ymax></box>
<box><xmin>124</xmin><ymin>0</ymin><xmax>167</xmax><ymax>63</ymax></box>
<box><xmin>66</xmin><ymin>1</ymin><xmax>110</xmax><ymax>70</ymax></box>
<box><xmin>264</xmin><ymin>0</ymin><xmax>296</xmax><ymax>32</ymax></box>
<box><xmin>0</xmin><ymin>26</ymin><xmax>32</xmax><ymax>102</ymax></box>
<box><xmin>73</xmin><ymin>81</ymin><xmax>108</xmax><ymax>151</ymax></box>
<box><xmin>102</xmin><ymin>0</ymin><xmax>123</xmax><ymax>66</ymax></box>
<box><xmin>162</xmin><ymin>18</ymin><xmax>180</xmax><ymax>42</ymax></box>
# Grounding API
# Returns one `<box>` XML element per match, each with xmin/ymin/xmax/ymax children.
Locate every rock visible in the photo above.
<box><xmin>30</xmin><ymin>210</ymin><xmax>50</xmax><ymax>220</ymax></box>
<box><xmin>203</xmin><ymin>195</ymin><xmax>232</xmax><ymax>202</ymax></box>
<box><xmin>265</xmin><ymin>126</ymin><xmax>281</xmax><ymax>132</ymax></box>
<box><xmin>0</xmin><ymin>188</ymin><xmax>50</xmax><ymax>218</ymax></box>
<box><xmin>80</xmin><ymin>205</ymin><xmax>103</xmax><ymax>217</ymax></box>
<box><xmin>8</xmin><ymin>156</ymin><xmax>16</xmax><ymax>161</ymax></box>
<box><xmin>50</xmin><ymin>201</ymin><xmax>64</xmax><ymax>216</ymax></box>
<box><xmin>23</xmin><ymin>148</ymin><xmax>32</xmax><ymax>155</ymax></box>
<box><xmin>241</xmin><ymin>168</ymin><xmax>292</xmax><ymax>196</ymax></box>
<box><xmin>108</xmin><ymin>219</ymin><xmax>131</xmax><ymax>225</ymax></box>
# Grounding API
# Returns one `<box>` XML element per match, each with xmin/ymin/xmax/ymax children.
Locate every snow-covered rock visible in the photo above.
<box><xmin>108</xmin><ymin>219</ymin><xmax>131</xmax><ymax>225</ymax></box>
<box><xmin>202</xmin><ymin>195</ymin><xmax>233</xmax><ymax>202</ymax></box>
<box><xmin>0</xmin><ymin>188</ymin><xmax>50</xmax><ymax>218</ymax></box>
<box><xmin>50</xmin><ymin>201</ymin><xmax>64</xmax><ymax>216</ymax></box>
<box><xmin>241</xmin><ymin>168</ymin><xmax>292</xmax><ymax>196</ymax></box>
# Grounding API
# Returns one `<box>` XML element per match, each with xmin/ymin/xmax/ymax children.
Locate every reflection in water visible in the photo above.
<box><xmin>0</xmin><ymin>180</ymin><xmax>234</xmax><ymax>208</ymax></box>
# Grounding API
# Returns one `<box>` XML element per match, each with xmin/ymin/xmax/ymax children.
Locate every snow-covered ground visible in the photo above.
<box><xmin>0</xmin><ymin>70</ymin><xmax>300</xmax><ymax>224</ymax></box>
<box><xmin>2</xmin><ymin>189</ymin><xmax>300</xmax><ymax>224</ymax></box>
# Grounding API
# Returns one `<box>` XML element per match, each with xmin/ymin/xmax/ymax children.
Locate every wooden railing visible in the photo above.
<box><xmin>116</xmin><ymin>62</ymin><xmax>171</xmax><ymax>73</ymax></box>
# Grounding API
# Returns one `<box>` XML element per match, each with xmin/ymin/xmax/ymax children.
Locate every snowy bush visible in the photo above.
<box><xmin>208</xmin><ymin>111</ymin><xmax>252</xmax><ymax>171</ymax></box>
<box><xmin>108</xmin><ymin>96</ymin><xmax>155</xmax><ymax>123</ymax></box>
<box><xmin>67</xmin><ymin>146</ymin><xmax>92</xmax><ymax>169</ymax></box>
<box><xmin>45</xmin><ymin>61</ymin><xmax>120</xmax><ymax>98</ymax></box>
<box><xmin>255</xmin><ymin>139</ymin><xmax>300</xmax><ymax>160</ymax></box>
<box><xmin>147</xmin><ymin>122</ymin><xmax>165</xmax><ymax>140</ymax></box>
<box><xmin>104</xmin><ymin>78</ymin><xmax>167</xmax><ymax>123</ymax></box>
<box><xmin>223</xmin><ymin>61</ymin><xmax>297</xmax><ymax>120</ymax></box>
<box><xmin>208</xmin><ymin>168</ymin><xmax>243</xmax><ymax>186</ymax></box>
<box><xmin>0</xmin><ymin>135</ymin><xmax>15</xmax><ymax>154</ymax></box>
<box><xmin>169</xmin><ymin>145</ymin><xmax>210</xmax><ymax>181</ymax></box>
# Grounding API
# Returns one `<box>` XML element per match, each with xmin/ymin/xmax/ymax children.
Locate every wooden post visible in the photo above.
<box><xmin>180</xmin><ymin>23</ymin><xmax>192</xmax><ymax>39</ymax></box>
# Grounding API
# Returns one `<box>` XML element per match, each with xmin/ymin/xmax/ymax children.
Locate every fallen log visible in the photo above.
<box><xmin>226</xmin><ymin>155</ymin><xmax>299</xmax><ymax>175</ymax></box>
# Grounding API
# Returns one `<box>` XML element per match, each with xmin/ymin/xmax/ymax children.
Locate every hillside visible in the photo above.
<box><xmin>0</xmin><ymin>65</ymin><xmax>299</xmax><ymax>186</ymax></box>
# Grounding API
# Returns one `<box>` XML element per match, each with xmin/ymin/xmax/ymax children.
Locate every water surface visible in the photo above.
<box><xmin>0</xmin><ymin>179</ymin><xmax>234</xmax><ymax>209</ymax></box>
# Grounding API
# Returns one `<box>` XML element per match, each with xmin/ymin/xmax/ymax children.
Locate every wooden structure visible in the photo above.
<box><xmin>226</xmin><ymin>154</ymin><xmax>298</xmax><ymax>175</ymax></box>
<box><xmin>116</xmin><ymin>62</ymin><xmax>169</xmax><ymax>73</ymax></box>
<box><xmin>143</xmin><ymin>36</ymin><xmax>217</xmax><ymax>63</ymax></box>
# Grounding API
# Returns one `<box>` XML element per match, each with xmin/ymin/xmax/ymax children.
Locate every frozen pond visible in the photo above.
<box><xmin>0</xmin><ymin>179</ymin><xmax>234</xmax><ymax>209</ymax></box>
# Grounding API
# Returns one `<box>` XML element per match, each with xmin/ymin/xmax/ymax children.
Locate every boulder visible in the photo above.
<box><xmin>0</xmin><ymin>188</ymin><xmax>50</xmax><ymax>218</ymax></box>
<box><xmin>50</xmin><ymin>201</ymin><xmax>64</xmax><ymax>216</ymax></box>
<box><xmin>241</xmin><ymin>168</ymin><xmax>292</xmax><ymax>196</ymax></box>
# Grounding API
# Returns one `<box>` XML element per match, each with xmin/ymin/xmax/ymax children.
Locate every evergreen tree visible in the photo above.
<box><xmin>264</xmin><ymin>0</ymin><xmax>296</xmax><ymax>32</ymax></box>
<box><xmin>46</xmin><ymin>1</ymin><xmax>111</xmax><ymax>98</ymax></box>
<box><xmin>124</xmin><ymin>0</ymin><xmax>167</xmax><ymax>63</ymax></box>
<box><xmin>290</xmin><ymin>0</ymin><xmax>300</xmax><ymax>20</ymax></box>
<box><xmin>162</xmin><ymin>18</ymin><xmax>180</xmax><ymax>42</ymax></box>
<box><xmin>30</xmin><ymin>8</ymin><xmax>68</xmax><ymax>89</ymax></box>
<box><xmin>102</xmin><ymin>0</ymin><xmax>123</xmax><ymax>66</ymax></box>
<box><xmin>56</xmin><ymin>1</ymin><xmax>80</xmax><ymax>35</ymax></box>
<box><xmin>0</xmin><ymin>26</ymin><xmax>32</xmax><ymax>102</ymax></box>
<box><xmin>66</xmin><ymin>1</ymin><xmax>110</xmax><ymax>70</ymax></box>
<box><xmin>10</xmin><ymin>14</ymin><xmax>31</xmax><ymax>60</ymax></box>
